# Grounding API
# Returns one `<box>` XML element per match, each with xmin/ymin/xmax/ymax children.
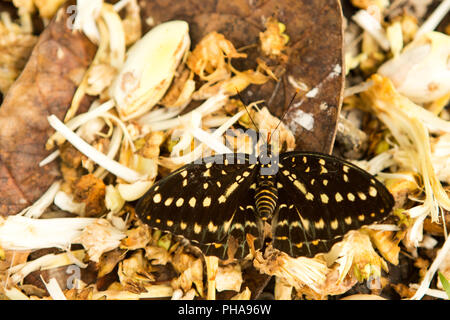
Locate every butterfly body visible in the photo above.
<box><xmin>136</xmin><ymin>146</ymin><xmax>394</xmax><ymax>260</ymax></box>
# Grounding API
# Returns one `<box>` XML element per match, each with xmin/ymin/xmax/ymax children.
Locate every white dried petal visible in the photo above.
<box><xmin>85</xmin><ymin>64</ymin><xmax>116</xmax><ymax>96</ymax></box>
<box><xmin>110</xmin><ymin>20</ymin><xmax>190</xmax><ymax>120</ymax></box>
<box><xmin>0</xmin><ymin>215</ymin><xmax>95</xmax><ymax>250</ymax></box>
<box><xmin>117</xmin><ymin>180</ymin><xmax>153</xmax><ymax>202</ymax></box>
<box><xmin>379</xmin><ymin>32</ymin><xmax>450</xmax><ymax>104</ymax></box>
<box><xmin>74</xmin><ymin>219</ymin><xmax>126</xmax><ymax>262</ymax></box>
<box><xmin>73</xmin><ymin>0</ymin><xmax>103</xmax><ymax>44</ymax></box>
<box><xmin>105</xmin><ymin>185</ymin><xmax>125</xmax><ymax>213</ymax></box>
<box><xmin>254</xmin><ymin>247</ymin><xmax>329</xmax><ymax>294</ymax></box>
<box><xmin>54</xmin><ymin>191</ymin><xmax>86</xmax><ymax>216</ymax></box>
<box><xmin>215</xmin><ymin>264</ymin><xmax>243</xmax><ymax>292</ymax></box>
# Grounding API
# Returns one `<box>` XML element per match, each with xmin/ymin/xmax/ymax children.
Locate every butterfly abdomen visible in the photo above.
<box><xmin>255</xmin><ymin>174</ymin><xmax>278</xmax><ymax>221</ymax></box>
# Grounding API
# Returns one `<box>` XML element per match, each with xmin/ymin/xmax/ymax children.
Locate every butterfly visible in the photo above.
<box><xmin>135</xmin><ymin>142</ymin><xmax>394</xmax><ymax>259</ymax></box>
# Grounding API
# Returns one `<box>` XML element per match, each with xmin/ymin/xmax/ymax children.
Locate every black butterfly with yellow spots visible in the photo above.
<box><xmin>135</xmin><ymin>145</ymin><xmax>394</xmax><ymax>260</ymax></box>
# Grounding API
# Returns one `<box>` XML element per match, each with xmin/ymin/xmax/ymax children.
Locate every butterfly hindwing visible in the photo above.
<box><xmin>272</xmin><ymin>189</ymin><xmax>343</xmax><ymax>257</ymax></box>
<box><xmin>272</xmin><ymin>151</ymin><xmax>394</xmax><ymax>257</ymax></box>
<box><xmin>136</xmin><ymin>153</ymin><xmax>262</xmax><ymax>259</ymax></box>
<box><xmin>199</xmin><ymin>185</ymin><xmax>264</xmax><ymax>259</ymax></box>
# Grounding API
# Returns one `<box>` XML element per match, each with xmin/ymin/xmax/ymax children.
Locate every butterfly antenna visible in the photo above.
<box><xmin>269</xmin><ymin>89</ymin><xmax>300</xmax><ymax>143</ymax></box>
<box><xmin>235</xmin><ymin>88</ymin><xmax>261</xmax><ymax>156</ymax></box>
<box><xmin>235</xmin><ymin>88</ymin><xmax>259</xmax><ymax>133</ymax></box>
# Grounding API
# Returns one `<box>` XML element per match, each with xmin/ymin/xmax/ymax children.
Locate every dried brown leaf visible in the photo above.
<box><xmin>0</xmin><ymin>5</ymin><xmax>96</xmax><ymax>216</ymax></box>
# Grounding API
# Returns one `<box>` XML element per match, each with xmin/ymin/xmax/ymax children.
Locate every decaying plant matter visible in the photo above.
<box><xmin>0</xmin><ymin>0</ymin><xmax>449</xmax><ymax>301</ymax></box>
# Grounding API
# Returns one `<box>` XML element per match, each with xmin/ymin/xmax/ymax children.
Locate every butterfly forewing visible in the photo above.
<box><xmin>272</xmin><ymin>151</ymin><xmax>394</xmax><ymax>257</ymax></box>
<box><xmin>136</xmin><ymin>153</ymin><xmax>263</xmax><ymax>259</ymax></box>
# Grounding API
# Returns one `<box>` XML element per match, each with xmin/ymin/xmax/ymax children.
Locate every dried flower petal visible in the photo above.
<box><xmin>121</xmin><ymin>223</ymin><xmax>151</xmax><ymax>250</ymax></box>
<box><xmin>187</xmin><ymin>32</ymin><xmax>246</xmax><ymax>82</ymax></box>
<box><xmin>215</xmin><ymin>264</ymin><xmax>243</xmax><ymax>292</ymax></box>
<box><xmin>75</xmin><ymin>219</ymin><xmax>126</xmax><ymax>262</ymax></box>
<box><xmin>259</xmin><ymin>17</ymin><xmax>289</xmax><ymax>57</ymax></box>
<box><xmin>254</xmin><ymin>246</ymin><xmax>329</xmax><ymax>294</ymax></box>
<box><xmin>378</xmin><ymin>32</ymin><xmax>450</xmax><ymax>104</ymax></box>
<box><xmin>118</xmin><ymin>250</ymin><xmax>154</xmax><ymax>292</ymax></box>
<box><xmin>110</xmin><ymin>20</ymin><xmax>190</xmax><ymax>120</ymax></box>
<box><xmin>324</xmin><ymin>230</ymin><xmax>388</xmax><ymax>283</ymax></box>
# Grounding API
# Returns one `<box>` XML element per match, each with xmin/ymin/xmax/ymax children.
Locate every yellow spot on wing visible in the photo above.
<box><xmin>296</xmin><ymin>209</ymin><xmax>310</xmax><ymax>231</ymax></box>
<box><xmin>315</xmin><ymin>218</ymin><xmax>325</xmax><ymax>229</ymax></box>
<box><xmin>153</xmin><ymin>194</ymin><xmax>162</xmax><ymax>203</ymax></box>
<box><xmin>347</xmin><ymin>193</ymin><xmax>356</xmax><ymax>201</ymax></box>
<box><xmin>165</xmin><ymin>198</ymin><xmax>173</xmax><ymax>206</ymax></box>
<box><xmin>203</xmin><ymin>197</ymin><xmax>211</xmax><ymax>207</ymax></box>
<box><xmin>194</xmin><ymin>223</ymin><xmax>202</xmax><ymax>234</ymax></box>
<box><xmin>293</xmin><ymin>180</ymin><xmax>307</xmax><ymax>194</ymax></box>
<box><xmin>306</xmin><ymin>193</ymin><xmax>314</xmax><ymax>201</ymax></box>
<box><xmin>331</xmin><ymin>219</ymin><xmax>338</xmax><ymax>230</ymax></box>
<box><xmin>208</xmin><ymin>221</ymin><xmax>218</xmax><ymax>232</ymax></box>
<box><xmin>223</xmin><ymin>213</ymin><xmax>235</xmax><ymax>232</ymax></box>
<box><xmin>225</xmin><ymin>182</ymin><xmax>239</xmax><ymax>197</ymax></box>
